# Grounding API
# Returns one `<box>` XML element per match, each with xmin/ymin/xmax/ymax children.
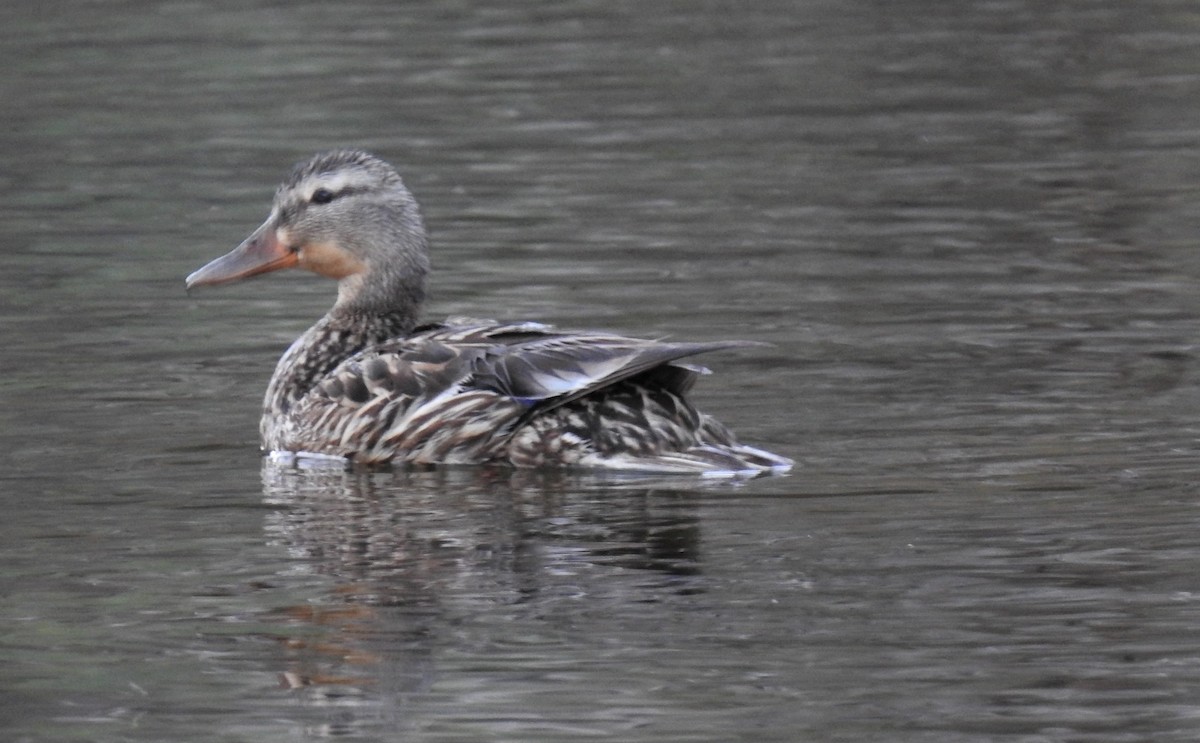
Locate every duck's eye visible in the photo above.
<box><xmin>310</xmin><ymin>188</ymin><xmax>336</xmax><ymax>205</ymax></box>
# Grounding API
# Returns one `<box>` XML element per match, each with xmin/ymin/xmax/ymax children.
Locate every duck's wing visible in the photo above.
<box><xmin>395</xmin><ymin>319</ymin><xmax>754</xmax><ymax>405</ymax></box>
<box><xmin>434</xmin><ymin>322</ymin><xmax>787</xmax><ymax>474</ymax></box>
<box><xmin>283</xmin><ymin>320</ymin><xmax>768</xmax><ymax>468</ymax></box>
<box><xmin>470</xmin><ymin>332</ymin><xmax>756</xmax><ymax>410</ymax></box>
<box><xmin>451</xmin><ymin>323</ymin><xmax>790</xmax><ymax>475</ymax></box>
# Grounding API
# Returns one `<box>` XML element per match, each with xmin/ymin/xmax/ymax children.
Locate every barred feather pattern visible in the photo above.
<box><xmin>260</xmin><ymin>318</ymin><xmax>793</xmax><ymax>474</ymax></box>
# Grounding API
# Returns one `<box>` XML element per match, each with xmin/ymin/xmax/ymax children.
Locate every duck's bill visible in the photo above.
<box><xmin>185</xmin><ymin>219</ymin><xmax>298</xmax><ymax>289</ymax></box>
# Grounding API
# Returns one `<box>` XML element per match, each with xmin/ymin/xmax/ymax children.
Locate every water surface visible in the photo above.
<box><xmin>4</xmin><ymin>1</ymin><xmax>1200</xmax><ymax>741</ymax></box>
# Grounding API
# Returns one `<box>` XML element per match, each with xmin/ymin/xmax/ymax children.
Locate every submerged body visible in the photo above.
<box><xmin>187</xmin><ymin>150</ymin><xmax>792</xmax><ymax>475</ymax></box>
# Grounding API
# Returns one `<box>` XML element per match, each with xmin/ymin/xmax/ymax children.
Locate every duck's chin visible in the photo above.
<box><xmin>296</xmin><ymin>241</ymin><xmax>367</xmax><ymax>280</ymax></box>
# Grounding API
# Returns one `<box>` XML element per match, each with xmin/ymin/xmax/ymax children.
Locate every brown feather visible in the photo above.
<box><xmin>187</xmin><ymin>150</ymin><xmax>792</xmax><ymax>475</ymax></box>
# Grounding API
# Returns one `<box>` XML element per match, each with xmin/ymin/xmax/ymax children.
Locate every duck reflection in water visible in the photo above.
<box><xmin>256</xmin><ymin>460</ymin><xmax>707</xmax><ymax>722</ymax></box>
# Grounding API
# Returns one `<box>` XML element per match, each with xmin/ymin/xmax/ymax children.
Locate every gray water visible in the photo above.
<box><xmin>5</xmin><ymin>1</ymin><xmax>1200</xmax><ymax>740</ymax></box>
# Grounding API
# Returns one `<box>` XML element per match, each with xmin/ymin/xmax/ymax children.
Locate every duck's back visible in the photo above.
<box><xmin>264</xmin><ymin>319</ymin><xmax>792</xmax><ymax>475</ymax></box>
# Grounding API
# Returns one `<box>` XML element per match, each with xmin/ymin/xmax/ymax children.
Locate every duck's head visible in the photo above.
<box><xmin>186</xmin><ymin>150</ymin><xmax>430</xmax><ymax>317</ymax></box>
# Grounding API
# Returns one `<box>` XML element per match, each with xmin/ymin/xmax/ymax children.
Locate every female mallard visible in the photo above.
<box><xmin>187</xmin><ymin>150</ymin><xmax>792</xmax><ymax>475</ymax></box>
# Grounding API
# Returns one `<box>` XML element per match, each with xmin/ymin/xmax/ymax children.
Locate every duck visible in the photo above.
<box><xmin>186</xmin><ymin>149</ymin><xmax>792</xmax><ymax>476</ymax></box>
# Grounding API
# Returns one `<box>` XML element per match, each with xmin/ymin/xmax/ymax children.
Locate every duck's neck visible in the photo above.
<box><xmin>260</xmin><ymin>221</ymin><xmax>431</xmax><ymax>447</ymax></box>
<box><xmin>265</xmin><ymin>232</ymin><xmax>429</xmax><ymax>415</ymax></box>
<box><xmin>263</xmin><ymin>307</ymin><xmax>417</xmax><ymax>420</ymax></box>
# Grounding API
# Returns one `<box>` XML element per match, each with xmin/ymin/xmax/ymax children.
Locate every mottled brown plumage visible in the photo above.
<box><xmin>187</xmin><ymin>150</ymin><xmax>792</xmax><ymax>475</ymax></box>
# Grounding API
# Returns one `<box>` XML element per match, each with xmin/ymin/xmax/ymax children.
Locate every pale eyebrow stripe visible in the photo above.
<box><xmin>303</xmin><ymin>170</ymin><xmax>373</xmax><ymax>201</ymax></box>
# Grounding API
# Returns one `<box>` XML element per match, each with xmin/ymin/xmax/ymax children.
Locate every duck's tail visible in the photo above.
<box><xmin>586</xmin><ymin>443</ymin><xmax>793</xmax><ymax>478</ymax></box>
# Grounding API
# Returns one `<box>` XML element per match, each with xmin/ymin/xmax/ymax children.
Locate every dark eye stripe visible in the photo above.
<box><xmin>308</xmin><ymin>184</ymin><xmax>369</xmax><ymax>205</ymax></box>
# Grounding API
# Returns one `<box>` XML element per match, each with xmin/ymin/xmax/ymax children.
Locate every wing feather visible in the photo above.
<box><xmin>276</xmin><ymin>318</ymin><xmax>768</xmax><ymax>466</ymax></box>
